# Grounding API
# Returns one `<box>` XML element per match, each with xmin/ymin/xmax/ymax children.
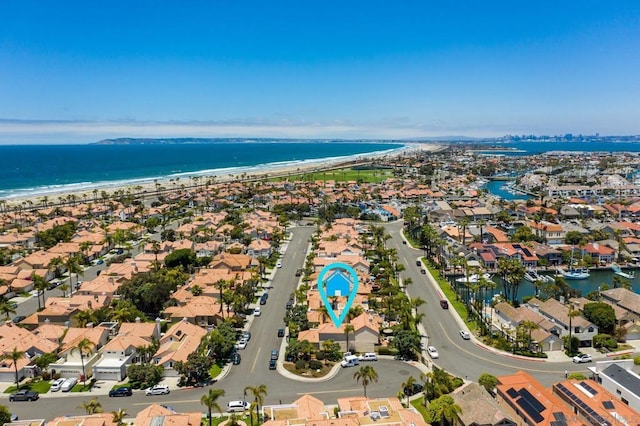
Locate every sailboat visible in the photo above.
<box><xmin>559</xmin><ymin>247</ymin><xmax>590</xmax><ymax>280</ymax></box>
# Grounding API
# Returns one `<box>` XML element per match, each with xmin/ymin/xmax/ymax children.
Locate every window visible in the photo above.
<box><xmin>588</xmin><ymin>327</ymin><xmax>594</xmax><ymax>332</ymax></box>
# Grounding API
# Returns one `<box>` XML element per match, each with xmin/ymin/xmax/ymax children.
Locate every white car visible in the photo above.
<box><xmin>254</xmin><ymin>307</ymin><xmax>262</xmax><ymax>316</ymax></box>
<box><xmin>427</xmin><ymin>346</ymin><xmax>439</xmax><ymax>359</ymax></box>
<box><xmin>236</xmin><ymin>338</ymin><xmax>248</xmax><ymax>350</ymax></box>
<box><xmin>573</xmin><ymin>353</ymin><xmax>592</xmax><ymax>363</ymax></box>
<box><xmin>145</xmin><ymin>385</ymin><xmax>170</xmax><ymax>395</ymax></box>
<box><xmin>50</xmin><ymin>378</ymin><xmax>65</xmax><ymax>392</ymax></box>
<box><xmin>459</xmin><ymin>330</ymin><xmax>471</xmax><ymax>340</ymax></box>
<box><xmin>276</xmin><ymin>261</ymin><xmax>283</xmax><ymax>268</ymax></box>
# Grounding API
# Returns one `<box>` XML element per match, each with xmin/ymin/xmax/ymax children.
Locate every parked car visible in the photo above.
<box><xmin>61</xmin><ymin>378</ymin><xmax>77</xmax><ymax>392</ymax></box>
<box><xmin>573</xmin><ymin>353</ymin><xmax>592</xmax><ymax>363</ymax></box>
<box><xmin>96</xmin><ymin>259</ymin><xmax>104</xmax><ymax>265</ymax></box>
<box><xmin>236</xmin><ymin>338</ymin><xmax>248</xmax><ymax>350</ymax></box>
<box><xmin>254</xmin><ymin>307</ymin><xmax>262</xmax><ymax>316</ymax></box>
<box><xmin>286</xmin><ymin>299</ymin><xmax>294</xmax><ymax>310</ymax></box>
<box><xmin>416</xmin><ymin>260</ymin><xmax>421</xmax><ymax>266</ymax></box>
<box><xmin>439</xmin><ymin>299</ymin><xmax>449</xmax><ymax>309</ymax></box>
<box><xmin>295</xmin><ymin>268</ymin><xmax>302</xmax><ymax>276</ymax></box>
<box><xmin>358</xmin><ymin>353</ymin><xmax>378</xmax><ymax>362</ymax></box>
<box><xmin>50</xmin><ymin>378</ymin><xmax>65</xmax><ymax>392</ymax></box>
<box><xmin>269</xmin><ymin>359</ymin><xmax>277</xmax><ymax>370</ymax></box>
<box><xmin>242</xmin><ymin>331</ymin><xmax>251</xmax><ymax>341</ymax></box>
<box><xmin>227</xmin><ymin>400</ymin><xmax>250</xmax><ymax>412</ymax></box>
<box><xmin>270</xmin><ymin>349</ymin><xmax>279</xmax><ymax>360</ymax></box>
<box><xmin>231</xmin><ymin>353</ymin><xmax>241</xmax><ymax>365</ymax></box>
<box><xmin>109</xmin><ymin>387</ymin><xmax>133</xmax><ymax>397</ymax></box>
<box><xmin>145</xmin><ymin>385</ymin><xmax>170</xmax><ymax>395</ymax></box>
<box><xmin>9</xmin><ymin>390</ymin><xmax>39</xmax><ymax>402</ymax></box>
<box><xmin>459</xmin><ymin>330</ymin><xmax>471</xmax><ymax>340</ymax></box>
<box><xmin>12</xmin><ymin>315</ymin><xmax>26</xmax><ymax>324</ymax></box>
<box><xmin>277</xmin><ymin>328</ymin><xmax>285</xmax><ymax>338</ymax></box>
<box><xmin>427</xmin><ymin>346</ymin><xmax>439</xmax><ymax>359</ymax></box>
<box><xmin>276</xmin><ymin>260</ymin><xmax>283</xmax><ymax>268</ymax></box>
<box><xmin>403</xmin><ymin>383</ymin><xmax>424</xmax><ymax>396</ymax></box>
<box><xmin>260</xmin><ymin>293</ymin><xmax>268</xmax><ymax>305</ymax></box>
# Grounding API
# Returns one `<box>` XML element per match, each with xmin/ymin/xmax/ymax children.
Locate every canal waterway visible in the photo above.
<box><xmin>451</xmin><ymin>267</ymin><xmax>639</xmax><ymax>302</ymax></box>
<box><xmin>483</xmin><ymin>179</ymin><xmax>531</xmax><ymax>201</ymax></box>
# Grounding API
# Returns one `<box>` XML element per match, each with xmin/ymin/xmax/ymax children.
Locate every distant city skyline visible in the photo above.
<box><xmin>1</xmin><ymin>1</ymin><xmax>639</xmax><ymax>144</ymax></box>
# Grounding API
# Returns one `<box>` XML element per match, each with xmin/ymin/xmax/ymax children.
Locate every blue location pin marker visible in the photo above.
<box><xmin>317</xmin><ymin>262</ymin><xmax>359</xmax><ymax>328</ymax></box>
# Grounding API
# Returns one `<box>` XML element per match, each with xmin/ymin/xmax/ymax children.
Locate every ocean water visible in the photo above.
<box><xmin>0</xmin><ymin>141</ymin><xmax>403</xmax><ymax>199</ymax></box>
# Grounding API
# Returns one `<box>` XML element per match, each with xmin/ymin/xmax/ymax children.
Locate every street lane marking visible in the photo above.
<box><xmin>297</xmin><ymin>388</ymin><xmax>361</xmax><ymax>395</ymax></box>
<box><xmin>251</xmin><ymin>347</ymin><xmax>261</xmax><ymax>373</ymax></box>
<box><xmin>437</xmin><ymin>322</ymin><xmax>566</xmax><ymax>374</ymax></box>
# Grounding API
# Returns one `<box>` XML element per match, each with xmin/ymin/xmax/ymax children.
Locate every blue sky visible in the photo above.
<box><xmin>1</xmin><ymin>1</ymin><xmax>639</xmax><ymax>143</ymax></box>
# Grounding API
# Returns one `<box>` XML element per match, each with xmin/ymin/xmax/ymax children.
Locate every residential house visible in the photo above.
<box><xmin>496</xmin><ymin>371</ymin><xmax>579</xmax><ymax>426</ymax></box>
<box><xmin>527</xmin><ymin>297</ymin><xmax>598</xmax><ymax>347</ymax></box>
<box><xmin>152</xmin><ymin>319</ymin><xmax>207</xmax><ymax>377</ymax></box>
<box><xmin>451</xmin><ymin>382</ymin><xmax>516</xmax><ymax>426</ymax></box>
<box><xmin>48</xmin><ymin>326</ymin><xmax>110</xmax><ymax>379</ymax></box>
<box><xmin>163</xmin><ymin>295</ymin><xmax>224</xmax><ymax>326</ymax></box>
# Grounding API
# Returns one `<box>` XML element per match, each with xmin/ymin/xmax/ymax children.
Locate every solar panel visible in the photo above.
<box><xmin>551</xmin><ymin>422</ymin><xmax>567</xmax><ymax>426</ymax></box>
<box><xmin>580</xmin><ymin>381</ymin><xmax>598</xmax><ymax>396</ymax></box>
<box><xmin>519</xmin><ymin>388</ymin><xmax>546</xmax><ymax>413</ymax></box>
<box><xmin>602</xmin><ymin>401</ymin><xmax>615</xmax><ymax>409</ymax></box>
<box><xmin>507</xmin><ymin>387</ymin><xmax>519</xmax><ymax>398</ymax></box>
<box><xmin>517</xmin><ymin>398</ymin><xmax>545</xmax><ymax>423</ymax></box>
<box><xmin>553</xmin><ymin>412</ymin><xmax>567</xmax><ymax>421</ymax></box>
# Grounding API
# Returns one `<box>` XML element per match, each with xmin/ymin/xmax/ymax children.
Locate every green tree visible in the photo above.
<box><xmin>127</xmin><ymin>363</ymin><xmax>164</xmax><ymax>389</ymax></box>
<box><xmin>74</xmin><ymin>338</ymin><xmax>95</xmax><ymax>385</ymax></box>
<box><xmin>174</xmin><ymin>352</ymin><xmax>213</xmax><ymax>387</ymax></box>
<box><xmin>111</xmin><ymin>408</ymin><xmax>127</xmax><ymax>426</ymax></box>
<box><xmin>343</xmin><ymin>324</ymin><xmax>355</xmax><ymax>353</ymax></box>
<box><xmin>244</xmin><ymin>384</ymin><xmax>268</xmax><ymax>426</ymax></box>
<box><xmin>0</xmin><ymin>298</ymin><xmax>16</xmax><ymax>320</ymax></box>
<box><xmin>353</xmin><ymin>365</ymin><xmax>379</xmax><ymax>397</ymax></box>
<box><xmin>478</xmin><ymin>373</ymin><xmax>498</xmax><ymax>395</ymax></box>
<box><xmin>0</xmin><ymin>403</ymin><xmax>12</xmax><ymax>425</ymax></box>
<box><xmin>391</xmin><ymin>329</ymin><xmax>421</xmax><ymax>360</ymax></box>
<box><xmin>78</xmin><ymin>398</ymin><xmax>103</xmax><ymax>414</ymax></box>
<box><xmin>400</xmin><ymin>376</ymin><xmax>416</xmax><ymax>406</ymax></box>
<box><xmin>564</xmin><ymin>230</ymin><xmax>584</xmax><ymax>245</ymax></box>
<box><xmin>31</xmin><ymin>273</ymin><xmax>49</xmax><ymax>310</ymax></box>
<box><xmin>427</xmin><ymin>394</ymin><xmax>462</xmax><ymax>426</ymax></box>
<box><xmin>583</xmin><ymin>302</ymin><xmax>616</xmax><ymax>335</ymax></box>
<box><xmin>1</xmin><ymin>347</ymin><xmax>25</xmax><ymax>390</ymax></box>
<box><xmin>164</xmin><ymin>248</ymin><xmax>197</xmax><ymax>271</ymax></box>
<box><xmin>65</xmin><ymin>254</ymin><xmax>83</xmax><ymax>292</ymax></box>
<box><xmin>201</xmin><ymin>388</ymin><xmax>225</xmax><ymax>426</ymax></box>
<box><xmin>497</xmin><ymin>257</ymin><xmax>526</xmax><ymax>303</ymax></box>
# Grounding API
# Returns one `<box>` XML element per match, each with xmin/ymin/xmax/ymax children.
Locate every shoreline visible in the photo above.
<box><xmin>1</xmin><ymin>142</ymin><xmax>442</xmax><ymax>208</ymax></box>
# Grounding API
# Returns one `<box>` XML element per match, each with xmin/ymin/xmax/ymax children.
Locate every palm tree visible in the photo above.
<box><xmin>78</xmin><ymin>398</ymin><xmax>103</xmax><ymax>414</ymax></box>
<box><xmin>427</xmin><ymin>394</ymin><xmax>462</xmax><ymax>426</ymax></box>
<box><xmin>65</xmin><ymin>255</ymin><xmax>83</xmax><ymax>293</ymax></box>
<box><xmin>400</xmin><ymin>376</ymin><xmax>416</xmax><ymax>406</ymax></box>
<box><xmin>343</xmin><ymin>324</ymin><xmax>355</xmax><ymax>353</ymax></box>
<box><xmin>111</xmin><ymin>408</ymin><xmax>127</xmax><ymax>426</ymax></box>
<box><xmin>73</xmin><ymin>338</ymin><xmax>95</xmax><ymax>385</ymax></box>
<box><xmin>31</xmin><ymin>273</ymin><xmax>48</xmax><ymax>310</ymax></box>
<box><xmin>567</xmin><ymin>305</ymin><xmax>581</xmax><ymax>355</ymax></box>
<box><xmin>1</xmin><ymin>347</ymin><xmax>25</xmax><ymax>390</ymax></box>
<box><xmin>201</xmin><ymin>388</ymin><xmax>226</xmax><ymax>426</ymax></box>
<box><xmin>244</xmin><ymin>384</ymin><xmax>268</xmax><ymax>426</ymax></box>
<box><xmin>353</xmin><ymin>365</ymin><xmax>378</xmax><ymax>397</ymax></box>
<box><xmin>74</xmin><ymin>309</ymin><xmax>98</xmax><ymax>328</ymax></box>
<box><xmin>0</xmin><ymin>298</ymin><xmax>16</xmax><ymax>320</ymax></box>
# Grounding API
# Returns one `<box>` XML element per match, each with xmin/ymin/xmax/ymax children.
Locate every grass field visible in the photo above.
<box><xmin>4</xmin><ymin>380</ymin><xmax>51</xmax><ymax>394</ymax></box>
<box><xmin>410</xmin><ymin>398</ymin><xmax>429</xmax><ymax>421</ymax></box>
<box><xmin>276</xmin><ymin>167</ymin><xmax>394</xmax><ymax>183</ymax></box>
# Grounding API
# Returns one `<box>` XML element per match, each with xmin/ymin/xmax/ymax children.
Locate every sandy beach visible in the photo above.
<box><xmin>1</xmin><ymin>142</ymin><xmax>442</xmax><ymax>210</ymax></box>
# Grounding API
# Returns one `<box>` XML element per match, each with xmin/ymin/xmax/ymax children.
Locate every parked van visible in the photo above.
<box><xmin>61</xmin><ymin>378</ymin><xmax>77</xmax><ymax>392</ymax></box>
<box><xmin>227</xmin><ymin>400</ymin><xmax>250</xmax><ymax>412</ymax></box>
<box><xmin>341</xmin><ymin>355</ymin><xmax>360</xmax><ymax>368</ymax></box>
<box><xmin>358</xmin><ymin>353</ymin><xmax>378</xmax><ymax>362</ymax></box>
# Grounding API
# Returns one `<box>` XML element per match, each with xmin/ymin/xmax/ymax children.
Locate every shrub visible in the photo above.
<box><xmin>41</xmin><ymin>371</ymin><xmax>51</xmax><ymax>381</ymax></box>
<box><xmin>309</xmin><ymin>360</ymin><xmax>323</xmax><ymax>370</ymax></box>
<box><xmin>315</xmin><ymin>351</ymin><xmax>325</xmax><ymax>361</ymax></box>
<box><xmin>634</xmin><ymin>356</ymin><xmax>640</xmax><ymax>365</ymax></box>
<box><xmin>593</xmin><ymin>334</ymin><xmax>618</xmax><ymax>350</ymax></box>
<box><xmin>295</xmin><ymin>359</ymin><xmax>307</xmax><ymax>370</ymax></box>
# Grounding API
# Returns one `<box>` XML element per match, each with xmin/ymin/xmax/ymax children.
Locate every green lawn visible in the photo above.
<box><xmin>426</xmin><ymin>264</ymin><xmax>476</xmax><ymax>331</ymax></box>
<box><xmin>410</xmin><ymin>398</ymin><xmax>429</xmax><ymax>421</ymax></box>
<box><xmin>4</xmin><ymin>380</ymin><xmax>51</xmax><ymax>394</ymax></box>
<box><xmin>71</xmin><ymin>382</ymin><xmax>93</xmax><ymax>392</ymax></box>
<box><xmin>275</xmin><ymin>167</ymin><xmax>394</xmax><ymax>183</ymax></box>
<box><xmin>201</xmin><ymin>415</ymin><xmax>251</xmax><ymax>426</ymax></box>
<box><xmin>209</xmin><ymin>364</ymin><xmax>222</xmax><ymax>379</ymax></box>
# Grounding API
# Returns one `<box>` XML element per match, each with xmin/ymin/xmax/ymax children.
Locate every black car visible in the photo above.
<box><xmin>277</xmin><ymin>328</ymin><xmax>285</xmax><ymax>338</ymax></box>
<box><xmin>9</xmin><ymin>390</ymin><xmax>39</xmax><ymax>402</ymax></box>
<box><xmin>403</xmin><ymin>383</ymin><xmax>424</xmax><ymax>396</ymax></box>
<box><xmin>270</xmin><ymin>349</ymin><xmax>279</xmax><ymax>360</ymax></box>
<box><xmin>12</xmin><ymin>315</ymin><xmax>26</xmax><ymax>324</ymax></box>
<box><xmin>109</xmin><ymin>387</ymin><xmax>132</xmax><ymax>397</ymax></box>
<box><xmin>286</xmin><ymin>299</ymin><xmax>294</xmax><ymax>310</ymax></box>
<box><xmin>232</xmin><ymin>353</ymin><xmax>241</xmax><ymax>365</ymax></box>
<box><xmin>269</xmin><ymin>359</ymin><xmax>277</xmax><ymax>370</ymax></box>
